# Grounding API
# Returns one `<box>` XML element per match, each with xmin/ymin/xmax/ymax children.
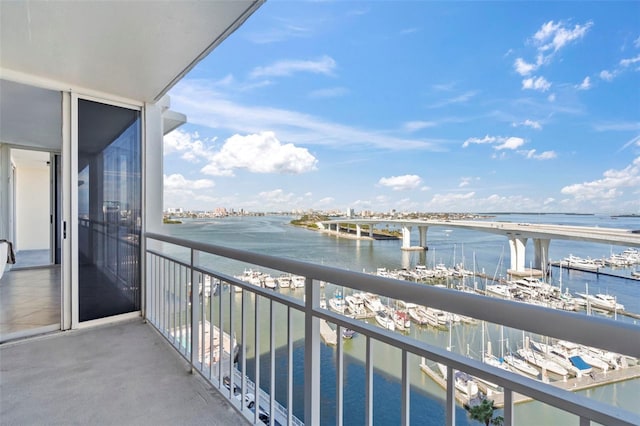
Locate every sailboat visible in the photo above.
<box><xmin>436</xmin><ymin>317</ymin><xmax>480</xmax><ymax>399</ymax></box>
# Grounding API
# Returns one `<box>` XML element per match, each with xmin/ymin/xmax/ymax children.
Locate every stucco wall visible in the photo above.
<box><xmin>16</xmin><ymin>165</ymin><xmax>49</xmax><ymax>250</ymax></box>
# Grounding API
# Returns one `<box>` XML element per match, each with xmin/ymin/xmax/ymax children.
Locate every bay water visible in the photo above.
<box><xmin>163</xmin><ymin>213</ymin><xmax>639</xmax><ymax>425</ymax></box>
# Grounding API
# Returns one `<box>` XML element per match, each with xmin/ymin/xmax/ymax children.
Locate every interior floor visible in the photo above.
<box><xmin>0</xmin><ymin>265</ymin><xmax>60</xmax><ymax>337</ymax></box>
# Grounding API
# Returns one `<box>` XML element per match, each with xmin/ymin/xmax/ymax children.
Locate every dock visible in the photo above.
<box><xmin>418</xmin><ymin>361</ymin><xmax>481</xmax><ymax>406</ymax></box>
<box><xmin>320</xmin><ymin>319</ymin><xmax>337</xmax><ymax>346</ymax></box>
<box><xmin>490</xmin><ymin>364</ymin><xmax>640</xmax><ymax>408</ymax></box>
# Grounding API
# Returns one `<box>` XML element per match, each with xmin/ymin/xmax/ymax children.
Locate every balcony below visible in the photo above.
<box><xmin>0</xmin><ymin>319</ymin><xmax>248</xmax><ymax>425</ymax></box>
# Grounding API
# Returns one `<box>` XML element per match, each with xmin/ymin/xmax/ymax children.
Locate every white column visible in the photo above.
<box><xmin>402</xmin><ymin>225</ymin><xmax>412</xmax><ymax>249</ymax></box>
<box><xmin>356</xmin><ymin>224</ymin><xmax>362</xmax><ymax>238</ymax></box>
<box><xmin>369</xmin><ymin>223</ymin><xmax>376</xmax><ymax>237</ymax></box>
<box><xmin>418</xmin><ymin>225</ymin><xmax>428</xmax><ymax>249</ymax></box>
<box><xmin>144</xmin><ymin>100</ymin><xmax>164</xmax><ymax>234</ymax></box>
<box><xmin>508</xmin><ymin>236</ymin><xmax>528</xmax><ymax>272</ymax></box>
<box><xmin>534</xmin><ymin>238</ymin><xmax>550</xmax><ymax>270</ymax></box>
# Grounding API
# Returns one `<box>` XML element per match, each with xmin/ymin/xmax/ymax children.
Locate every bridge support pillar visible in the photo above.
<box><xmin>401</xmin><ymin>225</ymin><xmax>412</xmax><ymax>249</ymax></box>
<box><xmin>418</xmin><ymin>225</ymin><xmax>428</xmax><ymax>249</ymax></box>
<box><xmin>369</xmin><ymin>223</ymin><xmax>376</xmax><ymax>237</ymax></box>
<box><xmin>356</xmin><ymin>224</ymin><xmax>362</xmax><ymax>238</ymax></box>
<box><xmin>508</xmin><ymin>236</ymin><xmax>528</xmax><ymax>273</ymax></box>
<box><xmin>533</xmin><ymin>238</ymin><xmax>550</xmax><ymax>271</ymax></box>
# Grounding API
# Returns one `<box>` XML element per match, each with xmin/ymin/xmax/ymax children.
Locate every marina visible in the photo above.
<box><xmin>164</xmin><ymin>213</ymin><xmax>640</xmax><ymax>425</ymax></box>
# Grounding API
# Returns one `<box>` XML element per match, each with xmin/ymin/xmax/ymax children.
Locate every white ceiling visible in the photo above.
<box><xmin>0</xmin><ymin>1</ymin><xmax>262</xmax><ymax>150</ymax></box>
<box><xmin>0</xmin><ymin>1</ymin><xmax>263</xmax><ymax>103</ymax></box>
<box><xmin>0</xmin><ymin>79</ymin><xmax>62</xmax><ymax>150</ymax></box>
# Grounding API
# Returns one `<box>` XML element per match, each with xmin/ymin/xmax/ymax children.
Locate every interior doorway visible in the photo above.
<box><xmin>0</xmin><ymin>79</ymin><xmax>63</xmax><ymax>341</ymax></box>
<box><xmin>9</xmin><ymin>148</ymin><xmax>54</xmax><ymax>269</ymax></box>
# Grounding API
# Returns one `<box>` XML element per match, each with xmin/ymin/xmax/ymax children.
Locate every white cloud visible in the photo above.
<box><xmin>428</xmin><ymin>191</ymin><xmax>476</xmax><ymax>206</ymax></box>
<box><xmin>519</xmin><ymin>149</ymin><xmax>557</xmax><ymax>160</ymax></box>
<box><xmin>620</xmin><ymin>54</ymin><xmax>640</xmax><ymax>68</ymax></box>
<box><xmin>317</xmin><ymin>197</ymin><xmax>335</xmax><ymax>205</ymax></box>
<box><xmin>170</xmin><ymin>80</ymin><xmax>442</xmax><ymax>151</ymax></box>
<box><xmin>513</xmin><ymin>20</ymin><xmax>591</xmax><ymax>83</ymax></box>
<box><xmin>635</xmin><ymin>36</ymin><xmax>640</xmax><ymax>48</ymax></box>
<box><xmin>547</xmin><ymin>93</ymin><xmax>556</xmax><ymax>102</ymax></box>
<box><xmin>309</xmin><ymin>87</ymin><xmax>348</xmax><ymax>98</ymax></box>
<box><xmin>533</xmin><ymin>20</ymin><xmax>593</xmax><ymax>53</ymax></box>
<box><xmin>522</xmin><ymin>76</ymin><xmax>551</xmax><ymax>92</ymax></box>
<box><xmin>429</xmin><ymin>90</ymin><xmax>479</xmax><ymax>108</ymax></box>
<box><xmin>164</xmin><ymin>174</ymin><xmax>215</xmax><ymax>190</ymax></box>
<box><xmin>403</xmin><ymin>121</ymin><xmax>437</xmax><ymax>132</ymax></box>
<box><xmin>463</xmin><ymin>135</ymin><xmax>525</xmax><ymax>150</ymax></box>
<box><xmin>458</xmin><ymin>177</ymin><xmax>479</xmax><ymax>188</ymax></box>
<box><xmin>514</xmin><ymin>58</ymin><xmax>537</xmax><ymax>76</ymax></box>
<box><xmin>576</xmin><ymin>76</ymin><xmax>591</xmax><ymax>90</ymax></box>
<box><xmin>378</xmin><ymin>174</ymin><xmax>423</xmax><ymax>191</ymax></box>
<box><xmin>512</xmin><ymin>119</ymin><xmax>542</xmax><ymax>130</ymax></box>
<box><xmin>200</xmin><ymin>131</ymin><xmax>318</xmax><ymax>176</ymax></box>
<box><xmin>495</xmin><ymin>137</ymin><xmax>525</xmax><ymax>150</ymax></box>
<box><xmin>258</xmin><ymin>189</ymin><xmax>295</xmax><ymax>204</ymax></box>
<box><xmin>250</xmin><ymin>56</ymin><xmax>336</xmax><ymax>78</ymax></box>
<box><xmin>164</xmin><ymin>129</ymin><xmax>214</xmax><ymax>162</ymax></box>
<box><xmin>600</xmin><ymin>70</ymin><xmax>616</xmax><ymax>81</ymax></box>
<box><xmin>561</xmin><ymin>157</ymin><xmax>640</xmax><ymax>201</ymax></box>
<box><xmin>462</xmin><ymin>135</ymin><xmax>496</xmax><ymax>148</ymax></box>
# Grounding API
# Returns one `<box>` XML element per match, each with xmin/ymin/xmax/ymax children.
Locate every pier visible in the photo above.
<box><xmin>320</xmin><ymin>319</ymin><xmax>337</xmax><ymax>346</ymax></box>
<box><xmin>490</xmin><ymin>365</ymin><xmax>640</xmax><ymax>408</ymax></box>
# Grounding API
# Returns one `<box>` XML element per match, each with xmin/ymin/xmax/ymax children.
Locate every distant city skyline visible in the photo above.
<box><xmin>163</xmin><ymin>1</ymin><xmax>640</xmax><ymax>214</ymax></box>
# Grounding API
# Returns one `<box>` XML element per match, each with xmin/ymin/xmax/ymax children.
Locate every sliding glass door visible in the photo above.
<box><xmin>76</xmin><ymin>98</ymin><xmax>141</xmax><ymax>322</ymax></box>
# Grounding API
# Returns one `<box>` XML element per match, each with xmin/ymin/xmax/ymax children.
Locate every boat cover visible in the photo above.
<box><xmin>569</xmin><ymin>355</ymin><xmax>592</xmax><ymax>371</ymax></box>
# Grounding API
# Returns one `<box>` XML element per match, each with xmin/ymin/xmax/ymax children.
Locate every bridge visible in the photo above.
<box><xmin>317</xmin><ymin>219</ymin><xmax>640</xmax><ymax>275</ymax></box>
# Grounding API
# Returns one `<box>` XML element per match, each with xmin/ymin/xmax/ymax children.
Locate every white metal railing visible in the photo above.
<box><xmin>145</xmin><ymin>232</ymin><xmax>640</xmax><ymax>426</ymax></box>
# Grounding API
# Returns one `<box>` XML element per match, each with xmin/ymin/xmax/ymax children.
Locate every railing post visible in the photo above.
<box><xmin>504</xmin><ymin>388</ymin><xmax>513</xmax><ymax>426</ymax></box>
<box><xmin>304</xmin><ymin>277</ymin><xmax>320</xmax><ymax>426</ymax></box>
<box><xmin>446</xmin><ymin>366</ymin><xmax>455</xmax><ymax>426</ymax></box>
<box><xmin>190</xmin><ymin>248</ymin><xmax>199</xmax><ymax>373</ymax></box>
<box><xmin>401</xmin><ymin>349</ymin><xmax>409</xmax><ymax>426</ymax></box>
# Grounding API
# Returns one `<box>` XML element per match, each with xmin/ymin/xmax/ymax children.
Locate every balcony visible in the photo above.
<box><xmin>2</xmin><ymin>232</ymin><xmax>639</xmax><ymax>425</ymax></box>
<box><xmin>0</xmin><ymin>319</ymin><xmax>248</xmax><ymax>425</ymax></box>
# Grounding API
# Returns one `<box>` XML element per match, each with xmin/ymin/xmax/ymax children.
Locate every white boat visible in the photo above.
<box><xmin>291</xmin><ymin>275</ymin><xmax>305</xmax><ymax>288</ymax></box>
<box><xmin>393</xmin><ymin>310</ymin><xmax>410</xmax><ymax>331</ymax></box>
<box><xmin>328</xmin><ymin>290</ymin><xmax>347</xmax><ymax>314</ymax></box>
<box><xmin>562</xmin><ymin>255</ymin><xmax>601</xmax><ymax>272</ymax></box>
<box><xmin>485</xmin><ymin>284</ymin><xmax>514</xmax><ymax>299</ymax></box>
<box><xmin>576</xmin><ymin>292</ymin><xmax>624</xmax><ymax>311</ymax></box>
<box><xmin>424</xmin><ymin>307</ymin><xmax>448</xmax><ymax>327</ymax></box>
<box><xmin>345</xmin><ymin>293</ymin><xmax>368</xmax><ymax>317</ymax></box>
<box><xmin>503</xmin><ymin>354</ymin><xmax>539</xmax><ymax>377</ymax></box>
<box><xmin>408</xmin><ymin>306</ymin><xmax>430</xmax><ymax>325</ymax></box>
<box><xmin>517</xmin><ymin>348</ymin><xmax>568</xmax><ymax>377</ymax></box>
<box><xmin>262</xmin><ymin>275</ymin><xmax>277</xmax><ymax>290</ymax></box>
<box><xmin>530</xmin><ymin>340</ymin><xmax>592</xmax><ymax>376</ymax></box>
<box><xmin>277</xmin><ymin>274</ymin><xmax>291</xmax><ymax>289</ymax></box>
<box><xmin>436</xmin><ymin>363</ymin><xmax>480</xmax><ymax>399</ymax></box>
<box><xmin>374</xmin><ymin>310</ymin><xmax>395</xmax><ymax>331</ymax></box>
<box><xmin>363</xmin><ymin>293</ymin><xmax>385</xmax><ymax>313</ymax></box>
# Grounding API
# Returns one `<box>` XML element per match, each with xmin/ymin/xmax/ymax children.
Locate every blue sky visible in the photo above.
<box><xmin>163</xmin><ymin>1</ymin><xmax>640</xmax><ymax>214</ymax></box>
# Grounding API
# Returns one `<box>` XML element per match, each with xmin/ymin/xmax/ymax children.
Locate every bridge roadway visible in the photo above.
<box><xmin>318</xmin><ymin>219</ymin><xmax>640</xmax><ymax>275</ymax></box>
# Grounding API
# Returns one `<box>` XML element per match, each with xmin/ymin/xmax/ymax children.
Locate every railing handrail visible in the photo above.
<box><xmin>146</xmin><ymin>232</ymin><xmax>640</xmax><ymax>358</ymax></box>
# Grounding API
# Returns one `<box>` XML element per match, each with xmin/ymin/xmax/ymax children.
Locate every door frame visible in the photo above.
<box><xmin>69</xmin><ymin>92</ymin><xmax>144</xmax><ymax>329</ymax></box>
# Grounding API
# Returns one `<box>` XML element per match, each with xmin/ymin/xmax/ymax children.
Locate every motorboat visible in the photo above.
<box><xmin>363</xmin><ymin>293</ymin><xmax>385</xmax><ymax>313</ymax></box>
<box><xmin>393</xmin><ymin>310</ymin><xmax>410</xmax><ymax>331</ymax></box>
<box><xmin>374</xmin><ymin>310</ymin><xmax>395</xmax><ymax>331</ymax></box>
<box><xmin>329</xmin><ymin>289</ymin><xmax>347</xmax><ymax>314</ymax></box>
<box><xmin>345</xmin><ymin>293</ymin><xmax>368</xmax><ymax>317</ymax></box>
<box><xmin>575</xmin><ymin>293</ymin><xmax>624</xmax><ymax>311</ymax></box>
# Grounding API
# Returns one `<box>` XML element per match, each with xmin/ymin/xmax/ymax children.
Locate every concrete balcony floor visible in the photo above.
<box><xmin>0</xmin><ymin>319</ymin><xmax>249</xmax><ymax>425</ymax></box>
